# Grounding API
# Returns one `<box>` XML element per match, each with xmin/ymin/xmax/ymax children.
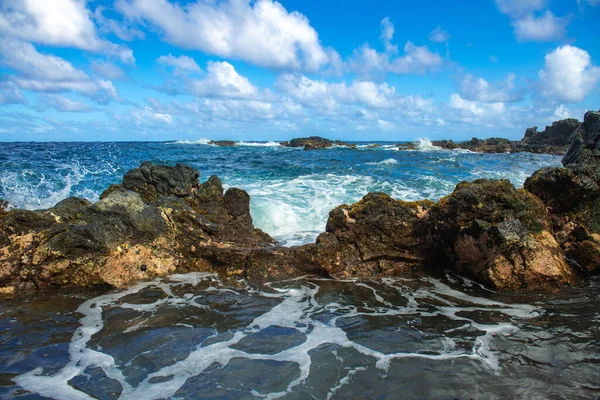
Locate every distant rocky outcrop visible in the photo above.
<box><xmin>281</xmin><ymin>136</ymin><xmax>357</xmax><ymax>150</ymax></box>
<box><xmin>208</xmin><ymin>140</ymin><xmax>237</xmax><ymax>147</ymax></box>
<box><xmin>426</xmin><ymin>117</ymin><xmax>582</xmax><ymax>155</ymax></box>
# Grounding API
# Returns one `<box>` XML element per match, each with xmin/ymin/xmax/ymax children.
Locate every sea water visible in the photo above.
<box><xmin>1</xmin><ymin>140</ymin><xmax>598</xmax><ymax>399</ymax></box>
<box><xmin>0</xmin><ymin>140</ymin><xmax>561</xmax><ymax>245</ymax></box>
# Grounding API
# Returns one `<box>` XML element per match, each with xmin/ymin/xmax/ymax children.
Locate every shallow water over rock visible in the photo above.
<box><xmin>1</xmin><ymin>272</ymin><xmax>598</xmax><ymax>399</ymax></box>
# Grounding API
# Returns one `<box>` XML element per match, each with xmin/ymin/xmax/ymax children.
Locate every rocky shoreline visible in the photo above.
<box><xmin>425</xmin><ymin>118</ymin><xmax>580</xmax><ymax>154</ymax></box>
<box><xmin>1</xmin><ymin>111</ymin><xmax>598</xmax><ymax>294</ymax></box>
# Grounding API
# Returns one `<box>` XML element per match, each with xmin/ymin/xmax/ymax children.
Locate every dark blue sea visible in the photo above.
<box><xmin>1</xmin><ymin>140</ymin><xmax>598</xmax><ymax>399</ymax></box>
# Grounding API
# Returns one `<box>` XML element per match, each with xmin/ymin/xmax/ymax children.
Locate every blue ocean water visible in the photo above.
<box><xmin>0</xmin><ymin>139</ymin><xmax>561</xmax><ymax>245</ymax></box>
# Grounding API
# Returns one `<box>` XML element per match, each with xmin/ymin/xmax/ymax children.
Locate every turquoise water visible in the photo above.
<box><xmin>1</xmin><ymin>140</ymin><xmax>599</xmax><ymax>399</ymax></box>
<box><xmin>0</xmin><ymin>140</ymin><xmax>561</xmax><ymax>245</ymax></box>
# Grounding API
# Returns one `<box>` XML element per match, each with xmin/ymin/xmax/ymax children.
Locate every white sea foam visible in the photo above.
<box><xmin>366</xmin><ymin>158</ymin><xmax>398</xmax><ymax>165</ymax></box>
<box><xmin>0</xmin><ymin>162</ymin><xmax>102</xmax><ymax>210</ymax></box>
<box><xmin>171</xmin><ymin>138</ymin><xmax>212</xmax><ymax>145</ymax></box>
<box><xmin>236</xmin><ymin>141</ymin><xmax>281</xmax><ymax>147</ymax></box>
<box><xmin>235</xmin><ymin>174</ymin><xmax>420</xmax><ymax>245</ymax></box>
<box><xmin>14</xmin><ymin>273</ymin><xmax>540</xmax><ymax>399</ymax></box>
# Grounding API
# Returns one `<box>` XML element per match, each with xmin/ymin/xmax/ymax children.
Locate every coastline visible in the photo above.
<box><xmin>1</xmin><ymin>111</ymin><xmax>598</xmax><ymax>295</ymax></box>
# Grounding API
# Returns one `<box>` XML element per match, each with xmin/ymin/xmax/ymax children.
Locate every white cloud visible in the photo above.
<box><xmin>389</xmin><ymin>42</ymin><xmax>444</xmax><ymax>74</ymax></box>
<box><xmin>350</xmin><ymin>18</ymin><xmax>444</xmax><ymax>79</ymax></box>
<box><xmin>0</xmin><ymin>81</ymin><xmax>26</xmax><ymax>105</ymax></box>
<box><xmin>380</xmin><ymin>17</ymin><xmax>397</xmax><ymax>53</ymax></box>
<box><xmin>129</xmin><ymin>106</ymin><xmax>173</xmax><ymax>124</ymax></box>
<box><xmin>94</xmin><ymin>5</ymin><xmax>145</xmax><ymax>42</ymax></box>
<box><xmin>0</xmin><ymin>0</ymin><xmax>134</xmax><ymax>63</ymax></box>
<box><xmin>158</xmin><ymin>54</ymin><xmax>201</xmax><ymax>73</ymax></box>
<box><xmin>539</xmin><ymin>45</ymin><xmax>600</xmax><ymax>102</ymax></box>
<box><xmin>116</xmin><ymin>0</ymin><xmax>328</xmax><ymax>71</ymax></box>
<box><xmin>429</xmin><ymin>26</ymin><xmax>450</xmax><ymax>43</ymax></box>
<box><xmin>192</xmin><ymin>61</ymin><xmax>258</xmax><ymax>99</ymax></box>
<box><xmin>494</xmin><ymin>0</ymin><xmax>546</xmax><ymax>17</ymax></box>
<box><xmin>91</xmin><ymin>60</ymin><xmax>125</xmax><ymax>80</ymax></box>
<box><xmin>39</xmin><ymin>94</ymin><xmax>95</xmax><ymax>112</ymax></box>
<box><xmin>275</xmin><ymin>74</ymin><xmax>432</xmax><ymax>113</ymax></box>
<box><xmin>448</xmin><ymin>93</ymin><xmax>505</xmax><ymax>118</ymax></box>
<box><xmin>460</xmin><ymin>73</ymin><xmax>523</xmax><ymax>103</ymax></box>
<box><xmin>494</xmin><ymin>0</ymin><xmax>569</xmax><ymax>42</ymax></box>
<box><xmin>513</xmin><ymin>11</ymin><xmax>567</xmax><ymax>42</ymax></box>
<box><xmin>0</xmin><ymin>39</ymin><xmax>119</xmax><ymax>102</ymax></box>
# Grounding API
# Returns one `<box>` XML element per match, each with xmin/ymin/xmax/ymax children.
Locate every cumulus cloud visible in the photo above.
<box><xmin>460</xmin><ymin>73</ymin><xmax>523</xmax><ymax>103</ymax></box>
<box><xmin>191</xmin><ymin>62</ymin><xmax>258</xmax><ymax>99</ymax></box>
<box><xmin>0</xmin><ymin>0</ymin><xmax>134</xmax><ymax>63</ymax></box>
<box><xmin>0</xmin><ymin>39</ymin><xmax>119</xmax><ymax>102</ymax></box>
<box><xmin>116</xmin><ymin>0</ymin><xmax>328</xmax><ymax>71</ymax></box>
<box><xmin>350</xmin><ymin>18</ymin><xmax>444</xmax><ymax>79</ymax></box>
<box><xmin>494</xmin><ymin>0</ymin><xmax>569</xmax><ymax>42</ymax></box>
<box><xmin>39</xmin><ymin>94</ymin><xmax>95</xmax><ymax>112</ymax></box>
<box><xmin>158</xmin><ymin>54</ymin><xmax>201</xmax><ymax>73</ymax></box>
<box><xmin>429</xmin><ymin>26</ymin><xmax>450</xmax><ymax>43</ymax></box>
<box><xmin>538</xmin><ymin>45</ymin><xmax>600</xmax><ymax>102</ymax></box>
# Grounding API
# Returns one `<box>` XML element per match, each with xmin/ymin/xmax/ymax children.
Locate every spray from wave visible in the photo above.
<box><xmin>413</xmin><ymin>138</ymin><xmax>443</xmax><ymax>151</ymax></box>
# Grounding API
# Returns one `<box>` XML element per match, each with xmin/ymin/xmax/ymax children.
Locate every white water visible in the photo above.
<box><xmin>13</xmin><ymin>273</ymin><xmax>541</xmax><ymax>400</ymax></box>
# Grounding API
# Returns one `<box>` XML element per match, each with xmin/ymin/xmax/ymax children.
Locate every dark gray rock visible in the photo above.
<box><xmin>562</xmin><ymin>110</ymin><xmax>600</xmax><ymax>167</ymax></box>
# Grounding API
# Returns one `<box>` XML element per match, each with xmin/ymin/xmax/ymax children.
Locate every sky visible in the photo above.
<box><xmin>0</xmin><ymin>0</ymin><xmax>599</xmax><ymax>142</ymax></box>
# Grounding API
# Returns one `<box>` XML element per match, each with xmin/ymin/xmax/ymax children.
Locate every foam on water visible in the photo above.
<box><xmin>13</xmin><ymin>273</ymin><xmax>542</xmax><ymax>399</ymax></box>
<box><xmin>236</xmin><ymin>141</ymin><xmax>282</xmax><ymax>147</ymax></box>
<box><xmin>366</xmin><ymin>158</ymin><xmax>398</xmax><ymax>165</ymax></box>
<box><xmin>237</xmin><ymin>174</ymin><xmax>421</xmax><ymax>245</ymax></box>
<box><xmin>171</xmin><ymin>138</ymin><xmax>212</xmax><ymax>145</ymax></box>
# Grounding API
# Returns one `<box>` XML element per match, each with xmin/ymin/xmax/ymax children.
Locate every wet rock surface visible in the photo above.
<box><xmin>525</xmin><ymin>110</ymin><xmax>600</xmax><ymax>274</ymax></box>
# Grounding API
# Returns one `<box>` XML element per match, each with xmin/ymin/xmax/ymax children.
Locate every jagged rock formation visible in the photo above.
<box><xmin>0</xmin><ymin>162</ymin><xmax>274</xmax><ymax>291</ymax></box>
<box><xmin>525</xmin><ymin>110</ymin><xmax>600</xmax><ymax>273</ymax></box>
<box><xmin>281</xmin><ymin>136</ymin><xmax>357</xmax><ymax>150</ymax></box>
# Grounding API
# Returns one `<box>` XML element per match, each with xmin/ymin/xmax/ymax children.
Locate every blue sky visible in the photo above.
<box><xmin>0</xmin><ymin>0</ymin><xmax>599</xmax><ymax>141</ymax></box>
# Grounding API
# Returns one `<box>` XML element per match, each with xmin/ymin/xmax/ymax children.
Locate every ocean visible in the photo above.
<box><xmin>1</xmin><ymin>140</ymin><xmax>598</xmax><ymax>399</ymax></box>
